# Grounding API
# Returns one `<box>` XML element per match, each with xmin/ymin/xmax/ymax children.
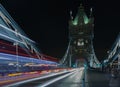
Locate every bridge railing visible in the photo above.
<box><xmin>103</xmin><ymin>32</ymin><xmax>120</xmax><ymax>66</ymax></box>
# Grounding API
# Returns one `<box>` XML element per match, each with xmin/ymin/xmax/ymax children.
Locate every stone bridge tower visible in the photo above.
<box><xmin>59</xmin><ymin>3</ymin><xmax>99</xmax><ymax>68</ymax></box>
<box><xmin>68</xmin><ymin>4</ymin><xmax>94</xmax><ymax>67</ymax></box>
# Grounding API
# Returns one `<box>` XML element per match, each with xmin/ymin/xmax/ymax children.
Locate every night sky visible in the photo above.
<box><xmin>1</xmin><ymin>0</ymin><xmax>120</xmax><ymax>61</ymax></box>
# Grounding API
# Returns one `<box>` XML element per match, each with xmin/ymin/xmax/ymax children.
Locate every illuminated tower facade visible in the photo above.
<box><xmin>68</xmin><ymin>4</ymin><xmax>94</xmax><ymax>67</ymax></box>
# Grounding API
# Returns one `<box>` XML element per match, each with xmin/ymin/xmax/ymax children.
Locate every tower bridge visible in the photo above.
<box><xmin>60</xmin><ymin>4</ymin><xmax>100</xmax><ymax>68</ymax></box>
<box><xmin>0</xmin><ymin>2</ymin><xmax>120</xmax><ymax>87</ymax></box>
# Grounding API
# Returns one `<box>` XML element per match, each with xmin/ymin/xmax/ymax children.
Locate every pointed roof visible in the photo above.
<box><xmin>72</xmin><ymin>4</ymin><xmax>89</xmax><ymax>25</ymax></box>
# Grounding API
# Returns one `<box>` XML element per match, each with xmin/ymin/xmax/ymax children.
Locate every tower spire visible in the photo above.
<box><xmin>90</xmin><ymin>7</ymin><xmax>93</xmax><ymax>17</ymax></box>
<box><xmin>70</xmin><ymin>10</ymin><xmax>73</xmax><ymax>20</ymax></box>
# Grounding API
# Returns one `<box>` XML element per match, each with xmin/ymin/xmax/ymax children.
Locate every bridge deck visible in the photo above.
<box><xmin>87</xmin><ymin>69</ymin><xmax>120</xmax><ymax>87</ymax></box>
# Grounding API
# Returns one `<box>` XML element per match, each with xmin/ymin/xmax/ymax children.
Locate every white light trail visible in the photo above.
<box><xmin>37</xmin><ymin>70</ymin><xmax>77</xmax><ymax>87</ymax></box>
<box><xmin>3</xmin><ymin>69</ymin><xmax>76</xmax><ymax>87</ymax></box>
<box><xmin>0</xmin><ymin>33</ymin><xmax>24</xmax><ymax>44</ymax></box>
<box><xmin>0</xmin><ymin>24</ymin><xmax>35</xmax><ymax>43</ymax></box>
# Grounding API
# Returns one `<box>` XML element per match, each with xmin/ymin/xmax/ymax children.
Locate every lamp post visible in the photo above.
<box><xmin>15</xmin><ymin>42</ymin><xmax>19</xmax><ymax>72</ymax></box>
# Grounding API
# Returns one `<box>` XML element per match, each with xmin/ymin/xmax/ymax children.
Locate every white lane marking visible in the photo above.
<box><xmin>69</xmin><ymin>67</ymin><xmax>84</xmax><ymax>79</ymax></box>
<box><xmin>74</xmin><ymin>68</ymin><xmax>84</xmax><ymax>81</ymax></box>
<box><xmin>3</xmin><ymin>69</ymin><xmax>76</xmax><ymax>87</ymax></box>
<box><xmin>36</xmin><ymin>70</ymin><xmax>78</xmax><ymax>87</ymax></box>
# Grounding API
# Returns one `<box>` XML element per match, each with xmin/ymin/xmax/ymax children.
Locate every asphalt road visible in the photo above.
<box><xmin>46</xmin><ymin>68</ymin><xmax>84</xmax><ymax>87</ymax></box>
<box><xmin>8</xmin><ymin>68</ymin><xmax>84</xmax><ymax>87</ymax></box>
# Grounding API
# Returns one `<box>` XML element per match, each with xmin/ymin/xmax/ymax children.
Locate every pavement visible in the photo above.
<box><xmin>86</xmin><ymin>69</ymin><xmax>120</xmax><ymax>87</ymax></box>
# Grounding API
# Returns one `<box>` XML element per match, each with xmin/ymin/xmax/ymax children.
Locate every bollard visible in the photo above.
<box><xmin>82</xmin><ymin>64</ymin><xmax>87</xmax><ymax>87</ymax></box>
<box><xmin>82</xmin><ymin>71</ymin><xmax>85</xmax><ymax>87</ymax></box>
<box><xmin>82</xmin><ymin>78</ymin><xmax>85</xmax><ymax>87</ymax></box>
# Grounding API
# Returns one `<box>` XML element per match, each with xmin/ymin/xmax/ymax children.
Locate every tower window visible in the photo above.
<box><xmin>77</xmin><ymin>39</ymin><xmax>84</xmax><ymax>46</ymax></box>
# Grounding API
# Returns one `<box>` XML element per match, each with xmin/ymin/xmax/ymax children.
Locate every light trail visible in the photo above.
<box><xmin>0</xmin><ymin>33</ymin><xmax>24</xmax><ymax>44</ymax></box>
<box><xmin>0</xmin><ymin>24</ymin><xmax>35</xmax><ymax>43</ymax></box>
<box><xmin>37</xmin><ymin>69</ymin><xmax>78</xmax><ymax>87</ymax></box>
<box><xmin>3</xmin><ymin>69</ymin><xmax>76</xmax><ymax>87</ymax></box>
<box><xmin>35</xmin><ymin>69</ymin><xmax>83</xmax><ymax>87</ymax></box>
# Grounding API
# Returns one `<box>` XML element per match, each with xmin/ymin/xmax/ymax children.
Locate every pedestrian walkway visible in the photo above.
<box><xmin>86</xmin><ymin>69</ymin><xmax>120</xmax><ymax>87</ymax></box>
